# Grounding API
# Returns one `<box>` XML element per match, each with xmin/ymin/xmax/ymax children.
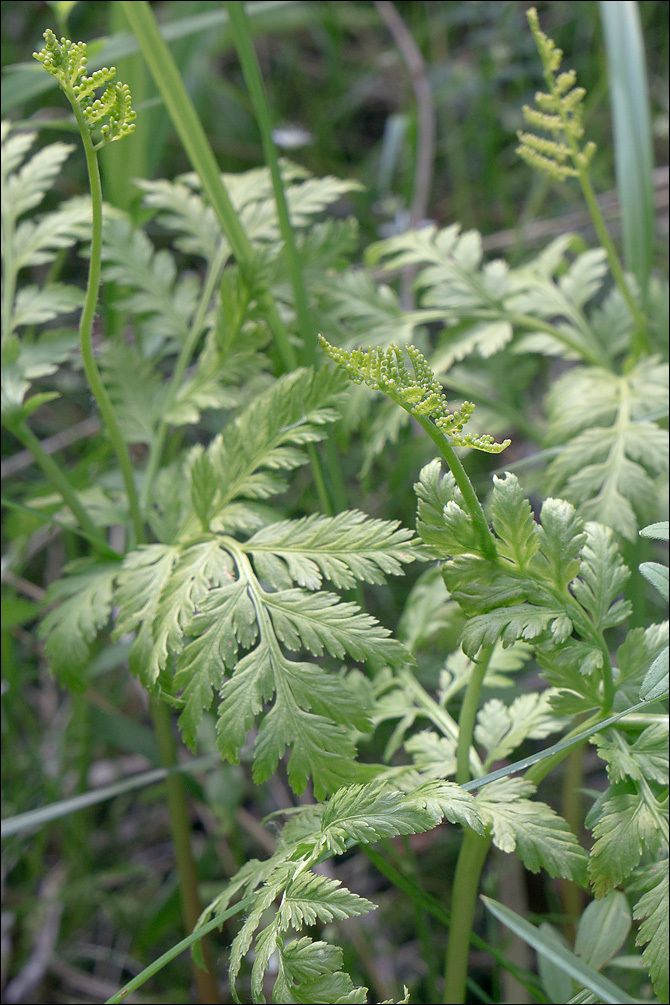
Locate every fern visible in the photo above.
<box><xmin>544</xmin><ymin>360</ymin><xmax>669</xmax><ymax>540</ymax></box>
<box><xmin>199</xmin><ymin>778</ymin><xmax>483</xmax><ymax>1002</ymax></box>
<box><xmin>515</xmin><ymin>8</ymin><xmax>596</xmax><ymax>182</ymax></box>
<box><xmin>24</xmin><ymin>368</ymin><xmax>424</xmax><ymax>796</ymax></box>
<box><xmin>319</xmin><ymin>337</ymin><xmax>510</xmax><ymax>454</ymax></box>
<box><xmin>1</xmin><ymin>124</ymin><xmax>88</xmax><ymax>420</ymax></box>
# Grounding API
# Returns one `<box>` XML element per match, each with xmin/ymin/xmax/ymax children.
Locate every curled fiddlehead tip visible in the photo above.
<box><xmin>34</xmin><ymin>29</ymin><xmax>136</xmax><ymax>150</ymax></box>
<box><xmin>318</xmin><ymin>335</ymin><xmax>510</xmax><ymax>454</ymax></box>
<box><xmin>516</xmin><ymin>8</ymin><xmax>596</xmax><ymax>181</ymax></box>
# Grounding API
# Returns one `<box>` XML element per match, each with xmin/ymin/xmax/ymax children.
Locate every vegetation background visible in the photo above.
<box><xmin>1</xmin><ymin>2</ymin><xmax>668</xmax><ymax>1004</ymax></box>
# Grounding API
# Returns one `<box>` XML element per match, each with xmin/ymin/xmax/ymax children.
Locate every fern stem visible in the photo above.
<box><xmin>405</xmin><ymin>407</ymin><xmax>498</xmax><ymax>563</ymax></box>
<box><xmin>456</xmin><ymin>645</ymin><xmax>493</xmax><ymax>785</ymax></box>
<box><xmin>560</xmin><ymin>742</ymin><xmax>585</xmax><ymax>938</ymax></box>
<box><xmin>225</xmin><ymin>0</ymin><xmax>313</xmax><ymax>362</ymax></box>
<box><xmin>536</xmin><ymin>29</ymin><xmax>651</xmax><ymax>360</ymax></box>
<box><xmin>4</xmin><ymin>417</ymin><xmax>105</xmax><ymax>547</ymax></box>
<box><xmin>443</xmin><ymin>827</ymin><xmax>492</xmax><ymax>1004</ymax></box>
<box><xmin>596</xmin><ymin>628</ymin><xmax>615</xmax><ymax>715</ymax></box>
<box><xmin>140</xmin><ymin>240</ymin><xmax>228</xmax><ymax>510</ymax></box>
<box><xmin>66</xmin><ymin>93</ymin><xmax>144</xmax><ymax>546</ymax></box>
<box><xmin>363</xmin><ymin>845</ymin><xmax>543</xmax><ymax>997</ymax></box>
<box><xmin>120</xmin><ymin>0</ymin><xmax>297</xmax><ymax>374</ymax></box>
<box><xmin>150</xmin><ymin>700</ymin><xmax>221</xmax><ymax>1004</ymax></box>
<box><xmin>224</xmin><ymin>0</ymin><xmax>348</xmax><ymax>518</ymax></box>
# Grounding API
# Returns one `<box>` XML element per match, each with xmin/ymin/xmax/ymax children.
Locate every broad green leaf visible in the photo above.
<box><xmin>639</xmin><ymin>561</ymin><xmax>669</xmax><ymax>602</ymax></box>
<box><xmin>599</xmin><ymin>1</ymin><xmax>655</xmax><ymax>301</ymax></box>
<box><xmin>537</xmin><ymin>924</ymin><xmax>575</xmax><ymax>1005</ymax></box>
<box><xmin>575</xmin><ymin>892</ymin><xmax>631</xmax><ymax>972</ymax></box>
<box><xmin>482</xmin><ymin>897</ymin><xmax>638</xmax><ymax>1005</ymax></box>
<box><xmin>640</xmin><ymin>647</ymin><xmax>669</xmax><ymax>702</ymax></box>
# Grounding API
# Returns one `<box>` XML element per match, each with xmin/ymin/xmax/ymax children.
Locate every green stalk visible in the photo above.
<box><xmin>456</xmin><ymin>645</ymin><xmax>493</xmax><ymax>785</ymax></box>
<box><xmin>150</xmin><ymin>700</ymin><xmax>220</xmax><ymax>1004</ymax></box>
<box><xmin>65</xmin><ymin>92</ymin><xmax>145</xmax><ymax>546</ymax></box>
<box><xmin>119</xmin><ymin>0</ymin><xmax>297</xmax><ymax>374</ymax></box>
<box><xmin>224</xmin><ymin>0</ymin><xmax>348</xmax><ymax>517</ymax></box>
<box><xmin>402</xmin><ymin>406</ymin><xmax>498</xmax><ymax>563</ymax></box>
<box><xmin>443</xmin><ymin>828</ymin><xmax>492</xmax><ymax>1004</ymax></box>
<box><xmin>225</xmin><ymin>0</ymin><xmax>313</xmax><ymax>362</ymax></box>
<box><xmin>363</xmin><ymin>846</ymin><xmax>543</xmax><ymax>996</ymax></box>
<box><xmin>541</xmin><ymin>39</ymin><xmax>650</xmax><ymax>359</ymax></box>
<box><xmin>573</xmin><ymin>164</ymin><xmax>649</xmax><ymax>359</ymax></box>
<box><xmin>3</xmin><ymin>417</ymin><xmax>105</xmax><ymax>548</ymax></box>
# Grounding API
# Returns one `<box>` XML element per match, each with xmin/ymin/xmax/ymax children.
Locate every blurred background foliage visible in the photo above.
<box><xmin>3</xmin><ymin>1</ymin><xmax>668</xmax><ymax>245</ymax></box>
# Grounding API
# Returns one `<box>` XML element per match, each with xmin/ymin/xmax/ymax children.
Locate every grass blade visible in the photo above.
<box><xmin>598</xmin><ymin>1</ymin><xmax>654</xmax><ymax>305</ymax></box>
<box><xmin>1</xmin><ymin>753</ymin><xmax>220</xmax><ymax>838</ymax></box>
<box><xmin>482</xmin><ymin>896</ymin><xmax>639</xmax><ymax>1005</ymax></box>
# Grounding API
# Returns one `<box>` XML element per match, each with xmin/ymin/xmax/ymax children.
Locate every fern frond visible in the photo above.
<box><xmin>186</xmin><ymin>366</ymin><xmax>347</xmax><ymax>535</ymax></box>
<box><xmin>101</xmin><ymin>217</ymin><xmax>199</xmax><ymax>349</ymax></box>
<box><xmin>517</xmin><ymin>9</ymin><xmax>596</xmax><ymax>181</ymax></box>
<box><xmin>243</xmin><ymin>510</ymin><xmax>419</xmax><ymax>590</ymax></box>
<box><xmin>1</xmin><ymin>129</ymin><xmax>74</xmax><ymax>227</ymax></box>
<box><xmin>545</xmin><ymin>359</ymin><xmax>669</xmax><ymax>539</ymax></box>
<box><xmin>33</xmin><ymin>30</ymin><xmax>136</xmax><ymax>150</ymax></box>
<box><xmin>137</xmin><ymin>164</ymin><xmax>361</xmax><ymax>266</ymax></box>
<box><xmin>319</xmin><ymin>336</ymin><xmax>510</xmax><ymax>453</ymax></box>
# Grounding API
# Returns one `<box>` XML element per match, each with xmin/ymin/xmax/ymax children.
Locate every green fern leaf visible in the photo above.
<box><xmin>278</xmin><ymin>872</ymin><xmax>376</xmax><ymax>931</ymax></box>
<box><xmin>592</xmin><ymin>721</ymin><xmax>669</xmax><ymax>786</ymax></box>
<box><xmin>633</xmin><ymin>862</ymin><xmax>669</xmax><ymax>1002</ymax></box>
<box><xmin>587</xmin><ymin>784</ymin><xmax>667</xmax><ymax>896</ymax></box>
<box><xmin>101</xmin><ymin>217</ymin><xmax>198</xmax><ymax>348</ymax></box>
<box><xmin>491</xmin><ymin>472</ymin><xmax>540</xmax><ymax>570</ymax></box>
<box><xmin>273</xmin><ymin>937</ymin><xmax>368</xmax><ymax>1005</ymax></box>
<box><xmin>1</xmin><ymin>129</ymin><xmax>74</xmax><ymax>224</ymax></box>
<box><xmin>39</xmin><ymin>560</ymin><xmax>119</xmax><ymax>691</ymax></box>
<box><xmin>244</xmin><ymin>511</ymin><xmax>418</xmax><ymax>590</ymax></box>
<box><xmin>1</xmin><ymin>332</ymin><xmax>77</xmax><ymax>417</ymax></box>
<box><xmin>13</xmin><ymin>195</ymin><xmax>90</xmax><ymax>271</ymax></box>
<box><xmin>12</xmin><ymin>283</ymin><xmax>84</xmax><ymax>329</ymax></box>
<box><xmin>476</xmin><ymin>777</ymin><xmax>588</xmax><ymax>882</ymax></box>
<box><xmin>475</xmin><ymin>692</ymin><xmax>564</xmax><ymax>769</ymax></box>
<box><xmin>188</xmin><ymin>366</ymin><xmax>346</xmax><ymax>535</ymax></box>
<box><xmin>545</xmin><ymin>360</ymin><xmax>668</xmax><ymax>540</ymax></box>
<box><xmin>570</xmin><ymin>522</ymin><xmax>631</xmax><ymax>629</ymax></box>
